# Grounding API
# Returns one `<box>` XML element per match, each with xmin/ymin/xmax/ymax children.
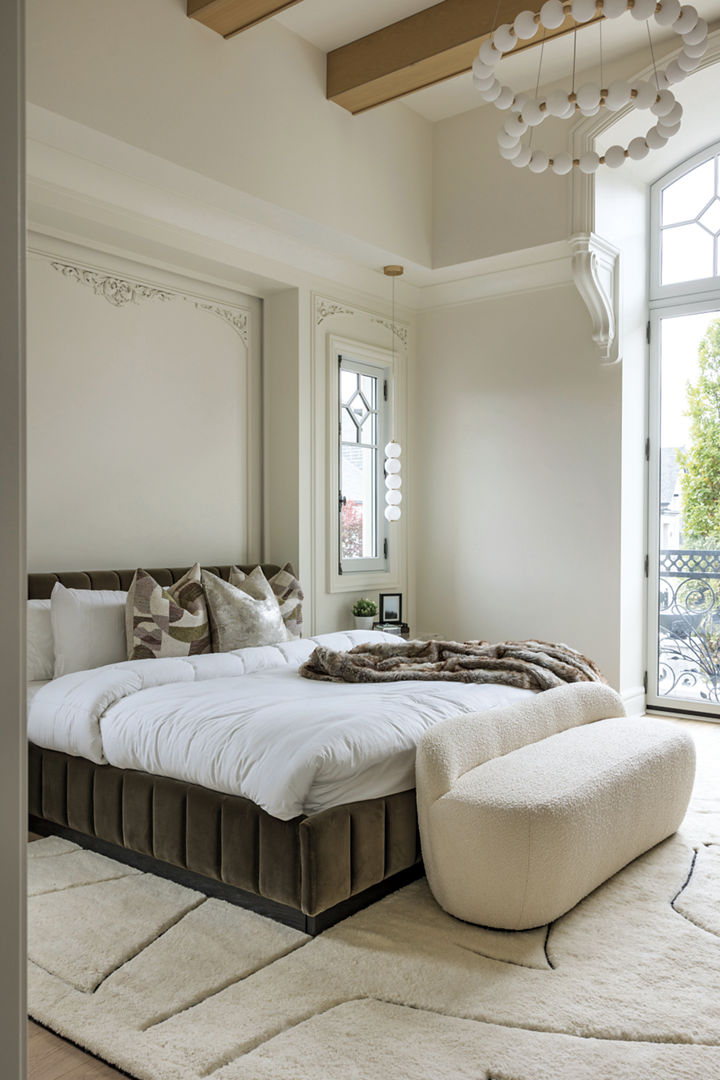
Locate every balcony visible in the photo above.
<box><xmin>659</xmin><ymin>549</ymin><xmax>720</xmax><ymax>704</ymax></box>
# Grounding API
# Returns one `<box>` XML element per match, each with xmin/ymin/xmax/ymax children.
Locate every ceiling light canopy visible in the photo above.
<box><xmin>474</xmin><ymin>0</ymin><xmax>709</xmax><ymax>174</ymax></box>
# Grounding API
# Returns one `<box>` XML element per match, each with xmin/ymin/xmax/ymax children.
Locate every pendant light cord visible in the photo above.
<box><xmin>646</xmin><ymin>22</ymin><xmax>660</xmax><ymax>90</ymax></box>
<box><xmin>530</xmin><ymin>31</ymin><xmax>546</xmax><ymax>150</ymax></box>
<box><xmin>391</xmin><ymin>273</ymin><xmax>397</xmax><ymax>440</ymax></box>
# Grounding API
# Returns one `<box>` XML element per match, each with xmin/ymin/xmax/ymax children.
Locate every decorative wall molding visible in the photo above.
<box><xmin>191</xmin><ymin>301</ymin><xmax>249</xmax><ymax>344</ymax></box>
<box><xmin>371</xmin><ymin>317</ymin><xmax>408</xmax><ymax>347</ymax></box>
<box><xmin>45</xmin><ymin>252</ymin><xmax>252</xmax><ymax>347</ymax></box>
<box><xmin>314</xmin><ymin>294</ymin><xmax>409</xmax><ymax>350</ymax></box>
<box><xmin>570</xmin><ymin>234</ymin><xmax>620</xmax><ymax>366</ymax></box>
<box><xmin>50</xmin><ymin>261</ymin><xmax>174</xmax><ymax>307</ymax></box>
<box><xmin>315</xmin><ymin>299</ymin><xmax>355</xmax><ymax>324</ymax></box>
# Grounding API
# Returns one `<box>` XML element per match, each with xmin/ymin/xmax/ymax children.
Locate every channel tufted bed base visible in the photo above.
<box><xmin>27</xmin><ymin>565</ymin><xmax>423</xmax><ymax>935</ymax></box>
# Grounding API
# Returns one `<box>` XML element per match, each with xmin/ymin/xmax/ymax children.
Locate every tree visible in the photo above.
<box><xmin>678</xmin><ymin>318</ymin><xmax>720</xmax><ymax>547</ymax></box>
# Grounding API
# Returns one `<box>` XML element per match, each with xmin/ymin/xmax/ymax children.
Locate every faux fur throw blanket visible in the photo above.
<box><xmin>299</xmin><ymin>639</ymin><xmax>606</xmax><ymax>691</ymax></box>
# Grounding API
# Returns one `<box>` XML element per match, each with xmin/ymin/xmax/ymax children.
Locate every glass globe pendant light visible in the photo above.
<box><xmin>383</xmin><ymin>265</ymin><xmax>403</xmax><ymax>522</ymax></box>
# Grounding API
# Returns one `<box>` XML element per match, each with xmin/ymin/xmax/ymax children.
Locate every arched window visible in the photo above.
<box><xmin>648</xmin><ymin>141</ymin><xmax>720</xmax><ymax>719</ymax></box>
<box><xmin>651</xmin><ymin>144</ymin><xmax>720</xmax><ymax>296</ymax></box>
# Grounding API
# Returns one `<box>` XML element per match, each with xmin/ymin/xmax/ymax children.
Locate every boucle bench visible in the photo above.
<box><xmin>416</xmin><ymin>683</ymin><xmax>696</xmax><ymax>930</ymax></box>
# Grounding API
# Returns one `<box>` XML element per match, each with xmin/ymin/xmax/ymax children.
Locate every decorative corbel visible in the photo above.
<box><xmin>570</xmin><ymin>233</ymin><xmax>620</xmax><ymax>365</ymax></box>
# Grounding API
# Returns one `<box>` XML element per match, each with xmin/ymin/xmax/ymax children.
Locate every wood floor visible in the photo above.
<box><xmin>26</xmin><ymin>716</ymin><xmax>719</xmax><ymax>1079</ymax></box>
<box><xmin>28</xmin><ymin>1021</ymin><xmax>124</xmax><ymax>1080</ymax></box>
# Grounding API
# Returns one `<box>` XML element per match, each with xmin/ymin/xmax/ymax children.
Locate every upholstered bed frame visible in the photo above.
<box><xmin>28</xmin><ymin>565</ymin><xmax>422</xmax><ymax>935</ymax></box>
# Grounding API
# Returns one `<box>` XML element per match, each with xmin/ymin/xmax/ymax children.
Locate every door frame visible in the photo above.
<box><xmin>646</xmin><ymin>297</ymin><xmax>720</xmax><ymax>721</ymax></box>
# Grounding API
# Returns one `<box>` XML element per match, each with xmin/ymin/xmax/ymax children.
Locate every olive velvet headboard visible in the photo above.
<box><xmin>27</xmin><ymin>564</ymin><xmax>282</xmax><ymax>600</ymax></box>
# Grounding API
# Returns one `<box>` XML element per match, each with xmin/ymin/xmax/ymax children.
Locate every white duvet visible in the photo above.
<box><xmin>28</xmin><ymin>630</ymin><xmax>534</xmax><ymax>820</ymax></box>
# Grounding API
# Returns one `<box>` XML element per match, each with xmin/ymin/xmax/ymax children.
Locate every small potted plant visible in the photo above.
<box><xmin>352</xmin><ymin>597</ymin><xmax>377</xmax><ymax>630</ymax></box>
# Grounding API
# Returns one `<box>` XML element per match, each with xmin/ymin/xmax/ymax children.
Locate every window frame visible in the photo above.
<box><xmin>646</xmin><ymin>138</ymin><xmax>720</xmax><ymax>719</ymax></box>
<box><xmin>327</xmin><ymin>335</ymin><xmax>401</xmax><ymax>594</ymax></box>
<box><xmin>650</xmin><ymin>141</ymin><xmax>720</xmax><ymax>305</ymax></box>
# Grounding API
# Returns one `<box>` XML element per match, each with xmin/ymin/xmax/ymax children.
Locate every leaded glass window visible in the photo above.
<box><xmin>338</xmin><ymin>352</ymin><xmax>390</xmax><ymax>573</ymax></box>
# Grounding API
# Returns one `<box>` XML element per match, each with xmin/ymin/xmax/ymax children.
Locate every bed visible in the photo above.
<box><xmin>27</xmin><ymin>564</ymin><xmax>532</xmax><ymax>934</ymax></box>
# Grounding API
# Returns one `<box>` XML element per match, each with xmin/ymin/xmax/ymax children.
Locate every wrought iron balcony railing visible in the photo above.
<box><xmin>659</xmin><ymin>548</ymin><xmax>720</xmax><ymax>703</ymax></box>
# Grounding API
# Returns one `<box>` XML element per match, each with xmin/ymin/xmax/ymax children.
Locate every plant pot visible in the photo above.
<box><xmin>353</xmin><ymin>616</ymin><xmax>375</xmax><ymax>630</ymax></box>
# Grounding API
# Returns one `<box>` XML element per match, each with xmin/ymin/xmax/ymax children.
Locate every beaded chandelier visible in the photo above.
<box><xmin>473</xmin><ymin>0</ymin><xmax>708</xmax><ymax>173</ymax></box>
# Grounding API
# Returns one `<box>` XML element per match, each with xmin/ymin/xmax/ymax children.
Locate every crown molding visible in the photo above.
<box><xmin>26</xmin><ymin>104</ymin><xmax>621</xmax><ymax>331</ymax></box>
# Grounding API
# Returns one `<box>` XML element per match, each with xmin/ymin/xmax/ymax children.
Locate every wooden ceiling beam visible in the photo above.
<box><xmin>188</xmin><ymin>0</ymin><xmax>303</xmax><ymax>39</ymax></box>
<box><xmin>327</xmin><ymin>0</ymin><xmax>599</xmax><ymax>115</ymax></box>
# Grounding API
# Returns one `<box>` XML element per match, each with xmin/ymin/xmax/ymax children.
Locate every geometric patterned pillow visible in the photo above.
<box><xmin>125</xmin><ymin>563</ymin><xmax>211</xmax><ymax>660</ymax></box>
<box><xmin>230</xmin><ymin>562</ymin><xmax>303</xmax><ymax>639</ymax></box>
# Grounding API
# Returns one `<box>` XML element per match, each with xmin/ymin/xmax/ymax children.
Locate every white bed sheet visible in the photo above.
<box><xmin>28</xmin><ymin>630</ymin><xmax>535</xmax><ymax>820</ymax></box>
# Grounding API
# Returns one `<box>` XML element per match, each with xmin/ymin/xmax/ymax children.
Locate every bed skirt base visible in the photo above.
<box><xmin>28</xmin><ymin>743</ymin><xmax>423</xmax><ymax>934</ymax></box>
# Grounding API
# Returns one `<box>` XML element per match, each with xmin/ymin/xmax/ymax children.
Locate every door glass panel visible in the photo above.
<box><xmin>657</xmin><ymin>310</ymin><xmax>720</xmax><ymax>706</ymax></box>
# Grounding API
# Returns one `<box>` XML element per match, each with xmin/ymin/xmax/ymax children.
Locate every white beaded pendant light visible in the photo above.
<box><xmin>474</xmin><ymin>0</ymin><xmax>708</xmax><ymax>174</ymax></box>
<box><xmin>383</xmin><ymin>265</ymin><xmax>403</xmax><ymax>523</ymax></box>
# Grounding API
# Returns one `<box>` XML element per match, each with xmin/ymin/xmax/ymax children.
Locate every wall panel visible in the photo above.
<box><xmin>27</xmin><ymin>239</ymin><xmax>261</xmax><ymax>571</ymax></box>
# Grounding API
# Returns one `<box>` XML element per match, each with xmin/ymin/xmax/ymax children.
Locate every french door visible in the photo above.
<box><xmin>648</xmin><ymin>302</ymin><xmax>720</xmax><ymax>718</ymax></box>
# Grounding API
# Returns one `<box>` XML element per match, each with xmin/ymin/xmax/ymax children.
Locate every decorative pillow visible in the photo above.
<box><xmin>51</xmin><ymin>584</ymin><xmax>128</xmax><ymax>677</ymax></box>
<box><xmin>27</xmin><ymin>599</ymin><xmax>54</xmax><ymax>682</ymax></box>
<box><xmin>230</xmin><ymin>563</ymin><xmax>303</xmax><ymax>639</ymax></box>
<box><xmin>202</xmin><ymin>568</ymin><xmax>289</xmax><ymax>652</ymax></box>
<box><xmin>126</xmin><ymin>564</ymin><xmax>211</xmax><ymax>660</ymax></box>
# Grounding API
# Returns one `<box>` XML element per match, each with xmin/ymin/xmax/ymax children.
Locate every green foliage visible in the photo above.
<box><xmin>679</xmin><ymin>318</ymin><xmax>720</xmax><ymax>546</ymax></box>
<box><xmin>352</xmin><ymin>597</ymin><xmax>377</xmax><ymax>617</ymax></box>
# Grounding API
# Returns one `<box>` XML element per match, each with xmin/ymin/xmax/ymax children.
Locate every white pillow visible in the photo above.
<box><xmin>51</xmin><ymin>583</ymin><xmax>128</xmax><ymax>677</ymax></box>
<box><xmin>27</xmin><ymin>599</ymin><xmax>54</xmax><ymax>682</ymax></box>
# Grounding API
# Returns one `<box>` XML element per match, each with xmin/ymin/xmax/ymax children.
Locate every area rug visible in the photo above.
<box><xmin>28</xmin><ymin>724</ymin><xmax>720</xmax><ymax>1080</ymax></box>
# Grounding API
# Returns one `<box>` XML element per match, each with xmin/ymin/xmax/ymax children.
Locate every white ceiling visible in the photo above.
<box><xmin>276</xmin><ymin>0</ymin><xmax>435</xmax><ymax>53</ymax></box>
<box><xmin>276</xmin><ymin>0</ymin><xmax>720</xmax><ymax>122</ymax></box>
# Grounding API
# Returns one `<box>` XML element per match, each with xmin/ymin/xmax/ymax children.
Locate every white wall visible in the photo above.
<box><xmin>432</xmin><ymin>106</ymin><xmax>572</xmax><ymax>267</ymax></box>
<box><xmin>0</xmin><ymin>1</ymin><xmax>26</xmax><ymax>1075</ymax></box>
<box><xmin>415</xmin><ymin>285</ymin><xmax>624</xmax><ymax>689</ymax></box>
<box><xmin>25</xmin><ymin>0</ymin><xmax>433</xmax><ymax>268</ymax></box>
<box><xmin>26</xmin><ymin>238</ymin><xmax>262</xmax><ymax>571</ymax></box>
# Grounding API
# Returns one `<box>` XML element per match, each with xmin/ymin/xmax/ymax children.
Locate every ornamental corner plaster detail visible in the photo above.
<box><xmin>191</xmin><ymin>301</ymin><xmax>249</xmax><ymax>345</ymax></box>
<box><xmin>50</xmin><ymin>262</ymin><xmax>174</xmax><ymax>307</ymax></box>
<box><xmin>570</xmin><ymin>233</ymin><xmax>620</xmax><ymax>366</ymax></box>
<box><xmin>314</xmin><ymin>295</ymin><xmax>408</xmax><ymax>350</ymax></box>
<box><xmin>315</xmin><ymin>299</ymin><xmax>355</xmax><ymax>324</ymax></box>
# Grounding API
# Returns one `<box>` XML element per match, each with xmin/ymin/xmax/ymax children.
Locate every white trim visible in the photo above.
<box><xmin>326</xmin><ymin>334</ymin><xmax>404</xmax><ymax>595</ymax></box>
<box><xmin>622</xmin><ymin>686</ymin><xmax>647</xmax><ymax>716</ymax></box>
<box><xmin>335</xmin><ymin>347</ymin><xmax>391</xmax><ymax>578</ymax></box>
<box><xmin>646</xmin><ymin>296</ymin><xmax>720</xmax><ymax>719</ymax></box>
<box><xmin>416</xmin><ymin>241</ymin><xmax>575</xmax><ymax>309</ymax></box>
<box><xmin>650</xmin><ymin>140</ymin><xmax>720</xmax><ymax>303</ymax></box>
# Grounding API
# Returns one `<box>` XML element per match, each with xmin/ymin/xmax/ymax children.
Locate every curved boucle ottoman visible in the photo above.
<box><xmin>416</xmin><ymin>683</ymin><xmax>696</xmax><ymax>930</ymax></box>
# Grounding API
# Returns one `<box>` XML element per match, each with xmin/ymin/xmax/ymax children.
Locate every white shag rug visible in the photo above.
<box><xmin>28</xmin><ymin>724</ymin><xmax>720</xmax><ymax>1080</ymax></box>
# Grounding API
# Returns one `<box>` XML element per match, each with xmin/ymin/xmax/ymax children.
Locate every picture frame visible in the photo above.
<box><xmin>379</xmin><ymin>592</ymin><xmax>402</xmax><ymax>624</ymax></box>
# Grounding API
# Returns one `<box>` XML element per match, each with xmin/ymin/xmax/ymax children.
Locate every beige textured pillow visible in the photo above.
<box><xmin>230</xmin><ymin>563</ymin><xmax>303</xmax><ymax>639</ymax></box>
<box><xmin>202</xmin><ymin>568</ymin><xmax>289</xmax><ymax>652</ymax></box>
<box><xmin>126</xmin><ymin>563</ymin><xmax>211</xmax><ymax>660</ymax></box>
